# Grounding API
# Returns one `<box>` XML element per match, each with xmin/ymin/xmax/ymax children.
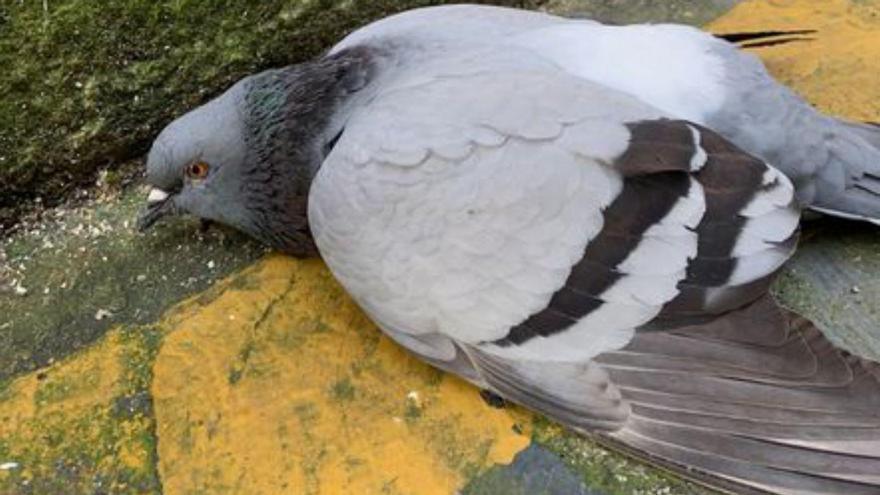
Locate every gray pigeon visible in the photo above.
<box><xmin>138</xmin><ymin>6</ymin><xmax>880</xmax><ymax>494</ymax></box>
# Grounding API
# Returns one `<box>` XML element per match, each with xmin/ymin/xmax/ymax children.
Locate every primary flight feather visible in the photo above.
<box><xmin>138</xmin><ymin>6</ymin><xmax>880</xmax><ymax>494</ymax></box>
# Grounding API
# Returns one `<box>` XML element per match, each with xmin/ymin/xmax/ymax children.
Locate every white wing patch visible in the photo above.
<box><xmin>620</xmin><ymin>177</ymin><xmax>705</xmax><ymax>280</ymax></box>
<box><xmin>687</xmin><ymin>124</ymin><xmax>709</xmax><ymax>171</ymax></box>
<box><xmin>729</xmin><ymin>167</ymin><xmax>799</xmax><ymax>284</ymax></box>
<box><xmin>509</xmin><ymin>23</ymin><xmax>728</xmax><ymax>124</ymax></box>
<box><xmin>740</xmin><ymin>166</ymin><xmax>795</xmax><ymax>218</ymax></box>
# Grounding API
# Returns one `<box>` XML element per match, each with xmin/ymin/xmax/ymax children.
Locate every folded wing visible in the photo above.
<box><xmin>309</xmin><ymin>46</ymin><xmax>878</xmax><ymax>494</ymax></box>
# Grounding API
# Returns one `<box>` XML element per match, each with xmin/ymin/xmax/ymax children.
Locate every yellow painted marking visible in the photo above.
<box><xmin>0</xmin><ymin>333</ymin><xmax>122</xmax><ymax>424</ymax></box>
<box><xmin>152</xmin><ymin>256</ymin><xmax>531</xmax><ymax>495</ymax></box>
<box><xmin>0</xmin><ymin>330</ymin><xmax>156</xmax><ymax>490</ymax></box>
<box><xmin>710</xmin><ymin>0</ymin><xmax>880</xmax><ymax>120</ymax></box>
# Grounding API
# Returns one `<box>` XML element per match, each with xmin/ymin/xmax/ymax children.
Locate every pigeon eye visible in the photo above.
<box><xmin>186</xmin><ymin>161</ymin><xmax>210</xmax><ymax>179</ymax></box>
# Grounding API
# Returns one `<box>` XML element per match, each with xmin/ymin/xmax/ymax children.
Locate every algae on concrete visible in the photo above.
<box><xmin>0</xmin><ymin>185</ymin><xmax>266</xmax><ymax>380</ymax></box>
<box><xmin>463</xmin><ymin>444</ymin><xmax>601</xmax><ymax>495</ymax></box>
<box><xmin>773</xmin><ymin>219</ymin><xmax>880</xmax><ymax>361</ymax></box>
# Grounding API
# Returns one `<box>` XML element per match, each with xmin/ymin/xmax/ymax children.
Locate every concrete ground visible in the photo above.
<box><xmin>545</xmin><ymin>0</ymin><xmax>740</xmax><ymax>25</ymax></box>
<box><xmin>2</xmin><ymin>1</ymin><xmax>880</xmax><ymax>494</ymax></box>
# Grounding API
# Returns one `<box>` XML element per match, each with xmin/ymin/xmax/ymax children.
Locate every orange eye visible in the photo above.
<box><xmin>186</xmin><ymin>161</ymin><xmax>210</xmax><ymax>179</ymax></box>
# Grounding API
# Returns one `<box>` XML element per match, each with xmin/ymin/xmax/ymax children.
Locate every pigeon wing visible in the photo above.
<box><xmin>309</xmin><ymin>50</ymin><xmax>879</xmax><ymax>494</ymax></box>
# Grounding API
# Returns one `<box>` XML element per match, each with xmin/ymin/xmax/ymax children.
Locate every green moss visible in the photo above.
<box><xmin>268</xmin><ymin>323</ymin><xmax>306</xmax><ymax>352</ymax></box>
<box><xmin>118</xmin><ymin>324</ymin><xmax>164</xmax><ymax>394</ymax></box>
<box><xmin>330</xmin><ymin>377</ymin><xmax>356</xmax><ymax>401</ymax></box>
<box><xmin>0</xmin><ymin>0</ymin><xmax>543</xmax><ymax>228</ymax></box>
<box><xmin>404</xmin><ymin>402</ymin><xmax>423</xmax><ymax>423</ymax></box>
<box><xmin>0</xmin><ymin>376</ymin><xmax>13</xmax><ymax>402</ymax></box>
<box><xmin>294</xmin><ymin>401</ymin><xmax>320</xmax><ymax>424</ymax></box>
<box><xmin>533</xmin><ymin>418</ymin><xmax>716</xmax><ymax>495</ymax></box>
<box><xmin>34</xmin><ymin>370</ymin><xmax>100</xmax><ymax>405</ymax></box>
<box><xmin>771</xmin><ymin>266</ymin><xmax>821</xmax><ymax>314</ymax></box>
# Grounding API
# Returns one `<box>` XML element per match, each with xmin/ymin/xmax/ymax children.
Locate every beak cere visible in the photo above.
<box><xmin>136</xmin><ymin>188</ymin><xmax>174</xmax><ymax>232</ymax></box>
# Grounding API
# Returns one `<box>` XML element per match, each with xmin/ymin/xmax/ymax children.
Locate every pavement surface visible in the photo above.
<box><xmin>2</xmin><ymin>1</ymin><xmax>880</xmax><ymax>494</ymax></box>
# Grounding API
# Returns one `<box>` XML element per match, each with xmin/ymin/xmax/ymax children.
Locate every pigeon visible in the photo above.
<box><xmin>138</xmin><ymin>5</ymin><xmax>880</xmax><ymax>494</ymax></box>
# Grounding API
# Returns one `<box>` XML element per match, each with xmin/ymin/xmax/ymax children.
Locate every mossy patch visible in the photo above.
<box><xmin>0</xmin><ymin>0</ymin><xmax>544</xmax><ymax>229</ymax></box>
<box><xmin>330</xmin><ymin>377</ymin><xmax>356</xmax><ymax>402</ymax></box>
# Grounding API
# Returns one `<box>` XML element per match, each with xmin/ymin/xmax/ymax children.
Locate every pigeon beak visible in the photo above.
<box><xmin>147</xmin><ymin>187</ymin><xmax>169</xmax><ymax>204</ymax></box>
<box><xmin>136</xmin><ymin>188</ymin><xmax>175</xmax><ymax>232</ymax></box>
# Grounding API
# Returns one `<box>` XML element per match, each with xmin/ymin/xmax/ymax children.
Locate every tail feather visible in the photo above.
<box><xmin>808</xmin><ymin>120</ymin><xmax>880</xmax><ymax>224</ymax></box>
<box><xmin>855</xmin><ymin>177</ymin><xmax>880</xmax><ymax>196</ymax></box>
<box><xmin>809</xmin><ymin>205</ymin><xmax>880</xmax><ymax>227</ymax></box>
<box><xmin>841</xmin><ymin>121</ymin><xmax>880</xmax><ymax>150</ymax></box>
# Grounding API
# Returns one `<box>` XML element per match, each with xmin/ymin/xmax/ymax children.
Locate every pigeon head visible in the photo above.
<box><xmin>138</xmin><ymin>81</ymin><xmax>249</xmax><ymax>236</ymax></box>
<box><xmin>137</xmin><ymin>47</ymin><xmax>375</xmax><ymax>256</ymax></box>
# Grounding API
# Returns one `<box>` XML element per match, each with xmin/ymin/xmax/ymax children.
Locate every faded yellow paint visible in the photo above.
<box><xmin>152</xmin><ymin>255</ymin><xmax>531</xmax><ymax>495</ymax></box>
<box><xmin>710</xmin><ymin>0</ymin><xmax>880</xmax><ymax>120</ymax></box>
<box><xmin>0</xmin><ymin>332</ymin><xmax>123</xmax><ymax>428</ymax></box>
<box><xmin>0</xmin><ymin>328</ymin><xmax>158</xmax><ymax>492</ymax></box>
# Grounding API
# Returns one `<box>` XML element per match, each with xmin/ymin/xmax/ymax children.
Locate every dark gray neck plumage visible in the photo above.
<box><xmin>239</xmin><ymin>46</ymin><xmax>378</xmax><ymax>255</ymax></box>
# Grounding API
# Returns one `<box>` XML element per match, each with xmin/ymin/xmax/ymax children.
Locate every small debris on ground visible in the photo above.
<box><xmin>94</xmin><ymin>309</ymin><xmax>113</xmax><ymax>321</ymax></box>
